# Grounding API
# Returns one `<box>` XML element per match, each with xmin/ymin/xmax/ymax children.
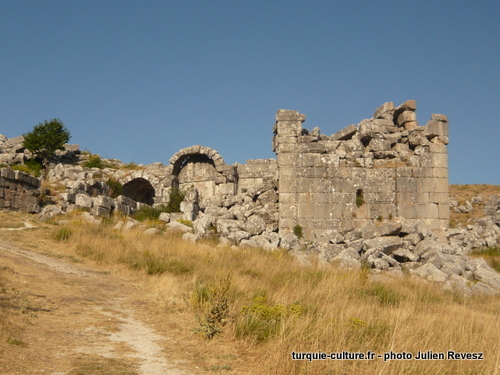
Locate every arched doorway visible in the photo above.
<box><xmin>122</xmin><ymin>178</ymin><xmax>155</xmax><ymax>205</ymax></box>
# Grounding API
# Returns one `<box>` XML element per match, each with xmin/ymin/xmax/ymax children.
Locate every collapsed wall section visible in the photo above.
<box><xmin>0</xmin><ymin>168</ymin><xmax>41</xmax><ymax>213</ymax></box>
<box><xmin>274</xmin><ymin>101</ymin><xmax>449</xmax><ymax>240</ymax></box>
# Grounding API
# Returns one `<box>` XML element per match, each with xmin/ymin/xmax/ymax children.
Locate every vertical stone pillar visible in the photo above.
<box><xmin>427</xmin><ymin>114</ymin><xmax>450</xmax><ymax>229</ymax></box>
<box><xmin>274</xmin><ymin>110</ymin><xmax>306</xmax><ymax>235</ymax></box>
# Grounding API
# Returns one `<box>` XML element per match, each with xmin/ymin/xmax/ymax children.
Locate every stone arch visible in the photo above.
<box><xmin>168</xmin><ymin>145</ymin><xmax>228</xmax><ymax>200</ymax></box>
<box><xmin>169</xmin><ymin>145</ymin><xmax>225</xmax><ymax>176</ymax></box>
<box><xmin>122</xmin><ymin>178</ymin><xmax>155</xmax><ymax>205</ymax></box>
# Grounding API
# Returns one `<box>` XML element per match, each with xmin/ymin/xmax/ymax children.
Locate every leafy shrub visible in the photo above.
<box><xmin>12</xmin><ymin>164</ymin><xmax>32</xmax><ymax>175</ymax></box>
<box><xmin>106</xmin><ymin>178</ymin><xmax>123</xmax><ymax>198</ymax></box>
<box><xmin>356</xmin><ymin>195</ymin><xmax>365</xmax><ymax>207</ymax></box>
<box><xmin>165</xmin><ymin>188</ymin><xmax>185</xmax><ymax>213</ymax></box>
<box><xmin>83</xmin><ymin>154</ymin><xmax>111</xmax><ymax>169</ymax></box>
<box><xmin>236</xmin><ymin>295</ymin><xmax>302</xmax><ymax>342</ymax></box>
<box><xmin>293</xmin><ymin>224</ymin><xmax>303</xmax><ymax>239</ymax></box>
<box><xmin>13</xmin><ymin>159</ymin><xmax>44</xmax><ymax>177</ymax></box>
<box><xmin>191</xmin><ymin>274</ymin><xmax>232</xmax><ymax>339</ymax></box>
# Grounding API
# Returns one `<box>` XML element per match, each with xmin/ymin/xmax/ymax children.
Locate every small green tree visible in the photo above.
<box><xmin>23</xmin><ymin>119</ymin><xmax>71</xmax><ymax>170</ymax></box>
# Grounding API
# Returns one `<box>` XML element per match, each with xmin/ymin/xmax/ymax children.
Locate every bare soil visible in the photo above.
<box><xmin>0</xmin><ymin>215</ymin><xmax>250</xmax><ymax>375</ymax></box>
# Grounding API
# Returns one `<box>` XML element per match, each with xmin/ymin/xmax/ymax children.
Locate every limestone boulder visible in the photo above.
<box><xmin>411</xmin><ymin>263</ymin><xmax>447</xmax><ymax>283</ymax></box>
<box><xmin>244</xmin><ymin>214</ymin><xmax>266</xmax><ymax>236</ymax></box>
<box><xmin>363</xmin><ymin>237</ymin><xmax>404</xmax><ymax>255</ymax></box>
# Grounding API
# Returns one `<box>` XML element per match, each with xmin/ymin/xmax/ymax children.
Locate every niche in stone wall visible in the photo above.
<box><xmin>122</xmin><ymin>178</ymin><xmax>155</xmax><ymax>205</ymax></box>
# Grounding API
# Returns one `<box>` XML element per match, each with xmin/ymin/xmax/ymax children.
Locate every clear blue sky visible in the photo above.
<box><xmin>1</xmin><ymin>1</ymin><xmax>499</xmax><ymax>184</ymax></box>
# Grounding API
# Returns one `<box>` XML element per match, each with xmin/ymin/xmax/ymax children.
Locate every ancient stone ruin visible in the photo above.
<box><xmin>2</xmin><ymin>100</ymin><xmax>500</xmax><ymax>296</ymax></box>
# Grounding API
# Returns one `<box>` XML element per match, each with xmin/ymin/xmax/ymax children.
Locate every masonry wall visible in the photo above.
<box><xmin>236</xmin><ymin>159</ymin><xmax>277</xmax><ymax>194</ymax></box>
<box><xmin>274</xmin><ymin>101</ymin><xmax>449</xmax><ymax>240</ymax></box>
<box><xmin>0</xmin><ymin>168</ymin><xmax>41</xmax><ymax>213</ymax></box>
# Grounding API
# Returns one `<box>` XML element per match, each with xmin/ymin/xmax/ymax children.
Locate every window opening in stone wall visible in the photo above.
<box><xmin>356</xmin><ymin>189</ymin><xmax>364</xmax><ymax>207</ymax></box>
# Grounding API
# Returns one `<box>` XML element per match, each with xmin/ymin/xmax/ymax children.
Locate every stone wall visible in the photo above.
<box><xmin>273</xmin><ymin>100</ymin><xmax>450</xmax><ymax>240</ymax></box>
<box><xmin>0</xmin><ymin>168</ymin><xmax>41</xmax><ymax>213</ymax></box>
<box><xmin>0</xmin><ymin>100</ymin><xmax>450</xmax><ymax>240</ymax></box>
<box><xmin>236</xmin><ymin>159</ymin><xmax>277</xmax><ymax>194</ymax></box>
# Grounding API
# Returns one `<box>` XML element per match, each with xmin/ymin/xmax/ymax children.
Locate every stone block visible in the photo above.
<box><xmin>300</xmin><ymin>153</ymin><xmax>321</xmax><ymax>167</ymax></box>
<box><xmin>431</xmin><ymin>114</ymin><xmax>448</xmax><ymax>122</ymax></box>
<box><xmin>434</xmin><ymin>178</ymin><xmax>449</xmax><ymax>193</ymax></box>
<box><xmin>330</xmin><ymin>124</ymin><xmax>357</xmax><ymax>141</ymax></box>
<box><xmin>93</xmin><ymin>195</ymin><xmax>115</xmax><ymax>209</ymax></box>
<box><xmin>415</xmin><ymin>203</ymin><xmax>439</xmax><ymax>219</ymax></box>
<box><xmin>297</xmin><ymin>202</ymin><xmax>313</xmax><ymax>219</ymax></box>
<box><xmin>429</xmin><ymin>192</ymin><xmax>449</xmax><ymax>203</ymax></box>
<box><xmin>425</xmin><ymin>119</ymin><xmax>449</xmax><ymax>137</ymax></box>
<box><xmin>373</xmin><ymin>102</ymin><xmax>395</xmax><ymax>120</ymax></box>
<box><xmin>368</xmin><ymin>138</ymin><xmax>391</xmax><ymax>152</ymax></box>
<box><xmin>279</xmin><ymin>204</ymin><xmax>297</xmax><ymax>219</ymax></box>
<box><xmin>404</xmin><ymin>121</ymin><xmax>419</xmax><ymax>131</ymax></box>
<box><xmin>276</xmin><ymin>110</ymin><xmax>306</xmax><ymax>122</ymax></box>
<box><xmin>297</xmin><ymin>142</ymin><xmax>328</xmax><ymax>154</ymax></box>
<box><xmin>396</xmin><ymin>100</ymin><xmax>417</xmax><ymax>112</ymax></box>
<box><xmin>277</xmin><ymin>154</ymin><xmax>298</xmax><ymax>167</ymax></box>
<box><xmin>277</xmin><ymin>136</ymin><xmax>299</xmax><ymax>144</ymax></box>
<box><xmin>278</xmin><ymin>177</ymin><xmax>296</xmax><ymax>193</ymax></box>
<box><xmin>432</xmin><ymin>168</ymin><xmax>448</xmax><ymax>178</ymax></box>
<box><xmin>397</xmin><ymin>111</ymin><xmax>417</xmax><ymax>126</ymax></box>
<box><xmin>438</xmin><ymin>203</ymin><xmax>450</xmax><ymax>219</ymax></box>
<box><xmin>75</xmin><ymin>193</ymin><xmax>93</xmax><ymax>208</ymax></box>
<box><xmin>116</xmin><ymin>195</ymin><xmax>138</xmax><ymax>209</ymax></box>
<box><xmin>91</xmin><ymin>206</ymin><xmax>111</xmax><ymax>217</ymax></box>
<box><xmin>276</xmin><ymin>121</ymin><xmax>302</xmax><ymax>137</ymax></box>
<box><xmin>428</xmin><ymin>143</ymin><xmax>447</xmax><ymax>154</ymax></box>
<box><xmin>1</xmin><ymin>169</ymin><xmax>16</xmax><ymax>180</ymax></box>
<box><xmin>364</xmin><ymin>191</ymin><xmax>396</xmax><ymax>204</ymax></box>
<box><xmin>276</xmin><ymin>143</ymin><xmax>296</xmax><ymax>153</ymax></box>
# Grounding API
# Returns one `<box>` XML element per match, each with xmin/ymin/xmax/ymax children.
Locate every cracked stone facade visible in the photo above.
<box><xmin>273</xmin><ymin>100</ymin><xmax>450</xmax><ymax>240</ymax></box>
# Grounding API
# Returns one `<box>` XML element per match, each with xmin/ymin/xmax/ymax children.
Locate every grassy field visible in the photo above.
<box><xmin>1</xmin><ymin>208</ymin><xmax>499</xmax><ymax>375</ymax></box>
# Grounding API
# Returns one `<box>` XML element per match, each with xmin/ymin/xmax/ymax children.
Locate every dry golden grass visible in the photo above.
<box><xmin>2</xmin><ymin>207</ymin><xmax>500</xmax><ymax>374</ymax></box>
<box><xmin>44</xmin><ymin>216</ymin><xmax>500</xmax><ymax>375</ymax></box>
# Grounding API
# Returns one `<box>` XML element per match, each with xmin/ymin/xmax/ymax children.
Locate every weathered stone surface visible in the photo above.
<box><xmin>330</xmin><ymin>124</ymin><xmax>357</xmax><ymax>141</ymax></box>
<box><xmin>411</xmin><ymin>263</ymin><xmax>447</xmax><ymax>283</ymax></box>
<box><xmin>474</xmin><ymin>268</ymin><xmax>500</xmax><ymax>290</ymax></box>
<box><xmin>166</xmin><ymin>221</ymin><xmax>193</xmax><ymax>233</ymax></box>
<box><xmin>159</xmin><ymin>212</ymin><xmax>171</xmax><ymax>223</ymax></box>
<box><xmin>373</xmin><ymin>102</ymin><xmax>395</xmax><ymax>120</ymax></box>
<box><xmin>363</xmin><ymin>237</ymin><xmax>404</xmax><ymax>255</ymax></box>
<box><xmin>280</xmin><ymin>233</ymin><xmax>301</xmax><ymax>252</ymax></box>
<box><xmin>393</xmin><ymin>248</ymin><xmax>420</xmax><ymax>263</ymax></box>
<box><xmin>38</xmin><ymin>205</ymin><xmax>62</xmax><ymax>221</ymax></box>
<box><xmin>244</xmin><ymin>214</ymin><xmax>266</xmax><ymax>235</ymax></box>
<box><xmin>182</xmin><ymin>232</ymin><xmax>199</xmax><ymax>243</ymax></box>
<box><xmin>75</xmin><ymin>194</ymin><xmax>93</xmax><ymax>208</ymax></box>
<box><xmin>443</xmin><ymin>275</ymin><xmax>473</xmax><ymax>297</ymax></box>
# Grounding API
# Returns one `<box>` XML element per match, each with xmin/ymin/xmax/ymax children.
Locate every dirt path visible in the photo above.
<box><xmin>0</xmin><ymin>240</ymin><xmax>194</xmax><ymax>375</ymax></box>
